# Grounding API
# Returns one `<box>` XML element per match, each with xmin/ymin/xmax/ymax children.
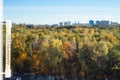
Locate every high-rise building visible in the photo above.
<box><xmin>59</xmin><ymin>21</ymin><xmax>71</xmax><ymax>26</ymax></box>
<box><xmin>72</xmin><ymin>21</ymin><xmax>80</xmax><ymax>26</ymax></box>
<box><xmin>96</xmin><ymin>21</ymin><xmax>101</xmax><ymax>26</ymax></box>
<box><xmin>64</xmin><ymin>21</ymin><xmax>71</xmax><ymax>26</ymax></box>
<box><xmin>59</xmin><ymin>22</ymin><xmax>64</xmax><ymax>26</ymax></box>
<box><xmin>96</xmin><ymin>20</ymin><xmax>109</xmax><ymax>26</ymax></box>
<box><xmin>89</xmin><ymin>20</ymin><xmax>94</xmax><ymax>26</ymax></box>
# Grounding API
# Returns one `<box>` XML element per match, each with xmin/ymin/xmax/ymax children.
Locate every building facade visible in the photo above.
<box><xmin>89</xmin><ymin>20</ymin><xmax>94</xmax><ymax>26</ymax></box>
<box><xmin>96</xmin><ymin>20</ymin><xmax>109</xmax><ymax>26</ymax></box>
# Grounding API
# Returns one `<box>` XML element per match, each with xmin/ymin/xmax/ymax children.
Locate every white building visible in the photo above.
<box><xmin>110</xmin><ymin>22</ymin><xmax>119</xmax><ymax>26</ymax></box>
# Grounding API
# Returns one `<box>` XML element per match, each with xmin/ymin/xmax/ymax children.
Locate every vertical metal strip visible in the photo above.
<box><xmin>5</xmin><ymin>20</ymin><xmax>12</xmax><ymax>78</ymax></box>
<box><xmin>0</xmin><ymin>0</ymin><xmax>3</xmax><ymax>79</ymax></box>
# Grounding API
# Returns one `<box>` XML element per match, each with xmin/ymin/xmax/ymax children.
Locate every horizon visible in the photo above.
<box><xmin>11</xmin><ymin>20</ymin><xmax>119</xmax><ymax>25</ymax></box>
<box><xmin>3</xmin><ymin>0</ymin><xmax>120</xmax><ymax>24</ymax></box>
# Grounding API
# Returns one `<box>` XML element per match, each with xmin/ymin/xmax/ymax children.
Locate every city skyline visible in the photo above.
<box><xmin>4</xmin><ymin>0</ymin><xmax>120</xmax><ymax>24</ymax></box>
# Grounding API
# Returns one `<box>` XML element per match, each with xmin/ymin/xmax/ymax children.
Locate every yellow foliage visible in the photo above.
<box><xmin>19</xmin><ymin>52</ymin><xmax>27</xmax><ymax>60</ymax></box>
<box><xmin>72</xmin><ymin>37</ymin><xmax>76</xmax><ymax>43</ymax></box>
<box><xmin>49</xmin><ymin>39</ymin><xmax>62</xmax><ymax>48</ymax></box>
<box><xmin>35</xmin><ymin>60</ymin><xmax>40</xmax><ymax>66</ymax></box>
<box><xmin>32</xmin><ymin>54</ymin><xmax>38</xmax><ymax>59</ymax></box>
<box><xmin>63</xmin><ymin>41</ymin><xmax>71</xmax><ymax>48</ymax></box>
<box><xmin>89</xmin><ymin>29</ymin><xmax>95</xmax><ymax>34</ymax></box>
<box><xmin>63</xmin><ymin>51</ymin><xmax>69</xmax><ymax>59</ymax></box>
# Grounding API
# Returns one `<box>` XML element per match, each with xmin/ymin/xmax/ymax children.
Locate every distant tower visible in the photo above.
<box><xmin>59</xmin><ymin>22</ymin><xmax>63</xmax><ymax>26</ymax></box>
<box><xmin>89</xmin><ymin>20</ymin><xmax>94</xmax><ymax>26</ymax></box>
<box><xmin>5</xmin><ymin>21</ymin><xmax>12</xmax><ymax>78</ymax></box>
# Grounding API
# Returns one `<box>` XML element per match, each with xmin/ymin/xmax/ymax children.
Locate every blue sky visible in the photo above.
<box><xmin>3</xmin><ymin>0</ymin><xmax>120</xmax><ymax>24</ymax></box>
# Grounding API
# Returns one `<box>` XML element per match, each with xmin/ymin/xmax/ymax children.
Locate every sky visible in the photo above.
<box><xmin>3</xmin><ymin>0</ymin><xmax>120</xmax><ymax>24</ymax></box>
<box><xmin>0</xmin><ymin>0</ymin><xmax>2</xmax><ymax>21</ymax></box>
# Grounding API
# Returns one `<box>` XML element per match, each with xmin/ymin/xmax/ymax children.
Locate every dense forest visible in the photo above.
<box><xmin>3</xmin><ymin>25</ymin><xmax>120</xmax><ymax>80</ymax></box>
